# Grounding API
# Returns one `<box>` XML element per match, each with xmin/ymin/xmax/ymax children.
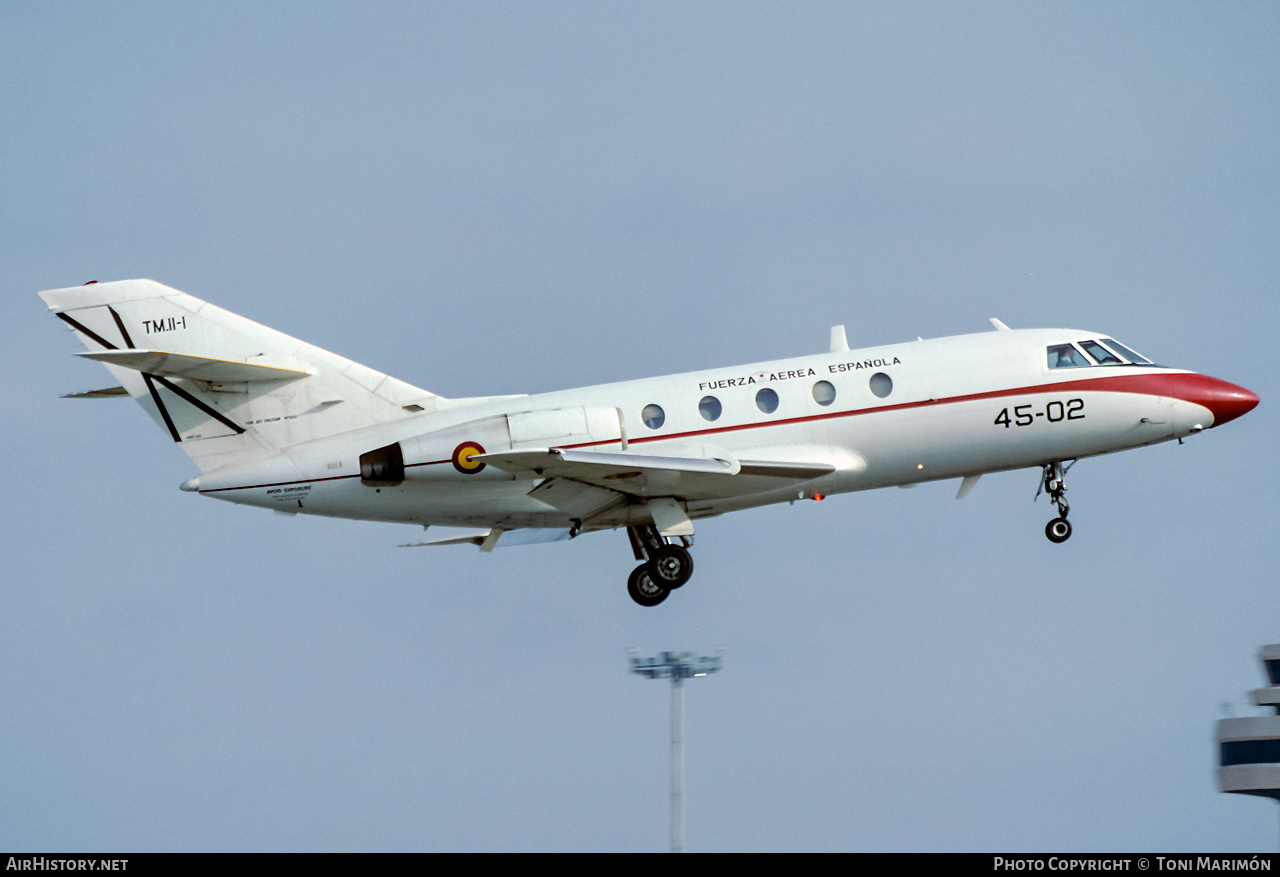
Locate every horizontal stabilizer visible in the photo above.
<box><xmin>77</xmin><ymin>349</ymin><xmax>310</xmax><ymax>384</ymax></box>
<box><xmin>62</xmin><ymin>386</ymin><xmax>128</xmax><ymax>399</ymax></box>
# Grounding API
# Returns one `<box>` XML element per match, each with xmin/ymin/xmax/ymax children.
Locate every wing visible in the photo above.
<box><xmin>396</xmin><ymin>447</ymin><xmax>850</xmax><ymax>550</ymax></box>
<box><xmin>475</xmin><ymin>446</ymin><xmax>838</xmax><ymax>533</ymax></box>
<box><xmin>475</xmin><ymin>448</ymin><xmax>835</xmax><ymax>501</ymax></box>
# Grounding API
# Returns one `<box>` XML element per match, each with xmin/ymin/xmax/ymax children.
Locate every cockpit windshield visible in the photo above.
<box><xmin>1096</xmin><ymin>338</ymin><xmax>1150</xmax><ymax>364</ymax></box>
<box><xmin>1047</xmin><ymin>338</ymin><xmax>1152</xmax><ymax>369</ymax></box>
<box><xmin>1078</xmin><ymin>339</ymin><xmax>1122</xmax><ymax>364</ymax></box>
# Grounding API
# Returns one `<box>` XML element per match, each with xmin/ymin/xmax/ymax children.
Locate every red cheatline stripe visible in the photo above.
<box><xmin>565</xmin><ymin>372</ymin><xmax>1208</xmax><ymax>448</ymax></box>
<box><xmin>202</xmin><ymin>472</ymin><xmax>362</xmax><ymax>492</ymax></box>
<box><xmin>199</xmin><ymin>371</ymin><xmax>1201</xmax><ymax>494</ymax></box>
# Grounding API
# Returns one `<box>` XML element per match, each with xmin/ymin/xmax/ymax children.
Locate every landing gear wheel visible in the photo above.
<box><xmin>1045</xmin><ymin>517</ymin><xmax>1072</xmax><ymax>543</ymax></box>
<box><xmin>1037</xmin><ymin>462</ymin><xmax>1075</xmax><ymax>544</ymax></box>
<box><xmin>648</xmin><ymin>544</ymin><xmax>694</xmax><ymax>589</ymax></box>
<box><xmin>627</xmin><ymin>564</ymin><xmax>670</xmax><ymax>607</ymax></box>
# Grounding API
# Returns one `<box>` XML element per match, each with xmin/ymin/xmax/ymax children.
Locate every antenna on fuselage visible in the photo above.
<box><xmin>830</xmin><ymin>325</ymin><xmax>849</xmax><ymax>352</ymax></box>
<box><xmin>990</xmin><ymin>318</ymin><xmax>1011</xmax><ymax>331</ymax></box>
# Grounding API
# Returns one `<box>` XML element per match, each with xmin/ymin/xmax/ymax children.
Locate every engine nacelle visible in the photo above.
<box><xmin>359</xmin><ymin>406</ymin><xmax>626</xmax><ymax>485</ymax></box>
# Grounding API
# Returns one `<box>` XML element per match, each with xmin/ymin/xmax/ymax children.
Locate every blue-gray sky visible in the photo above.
<box><xmin>2</xmin><ymin>2</ymin><xmax>1277</xmax><ymax>851</ymax></box>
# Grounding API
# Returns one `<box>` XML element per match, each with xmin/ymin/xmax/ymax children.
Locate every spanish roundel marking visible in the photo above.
<box><xmin>452</xmin><ymin>441</ymin><xmax>486</xmax><ymax>474</ymax></box>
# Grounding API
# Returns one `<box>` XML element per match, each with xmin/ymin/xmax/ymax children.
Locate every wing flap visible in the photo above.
<box><xmin>527</xmin><ymin>477</ymin><xmax>627</xmax><ymax>520</ymax></box>
<box><xmin>398</xmin><ymin>528</ymin><xmax>492</xmax><ymax>548</ymax></box>
<box><xmin>398</xmin><ymin>527</ymin><xmax>573</xmax><ymax>550</ymax></box>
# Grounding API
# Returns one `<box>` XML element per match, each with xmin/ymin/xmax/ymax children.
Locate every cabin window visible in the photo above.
<box><xmin>869</xmin><ymin>372</ymin><xmax>893</xmax><ymax>398</ymax></box>
<box><xmin>698</xmin><ymin>395</ymin><xmax>722</xmax><ymax>422</ymax></box>
<box><xmin>755</xmin><ymin>387</ymin><xmax>779</xmax><ymax>414</ymax></box>
<box><xmin>812</xmin><ymin>380</ymin><xmax>836</xmax><ymax>406</ymax></box>
<box><xmin>1047</xmin><ymin>344</ymin><xmax>1091</xmax><ymax>369</ymax></box>
<box><xmin>1099</xmin><ymin>338</ymin><xmax>1151</xmax><ymax>364</ymax></box>
<box><xmin>641</xmin><ymin>404</ymin><xmax>665</xmax><ymax>430</ymax></box>
<box><xmin>1078</xmin><ymin>339</ymin><xmax>1123</xmax><ymax>365</ymax></box>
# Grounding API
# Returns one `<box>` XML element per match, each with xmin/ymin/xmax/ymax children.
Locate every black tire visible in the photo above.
<box><xmin>648</xmin><ymin>544</ymin><xmax>694</xmax><ymax>589</ymax></box>
<box><xmin>627</xmin><ymin>564</ymin><xmax>670</xmax><ymax>607</ymax></box>
<box><xmin>1045</xmin><ymin>517</ymin><xmax>1072</xmax><ymax>543</ymax></box>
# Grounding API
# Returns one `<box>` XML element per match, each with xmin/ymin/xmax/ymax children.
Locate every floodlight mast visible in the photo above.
<box><xmin>629</xmin><ymin>650</ymin><xmax>723</xmax><ymax>853</ymax></box>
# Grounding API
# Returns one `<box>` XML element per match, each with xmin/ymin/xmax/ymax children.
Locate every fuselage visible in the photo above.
<box><xmin>192</xmin><ymin>327</ymin><xmax>1258</xmax><ymax>533</ymax></box>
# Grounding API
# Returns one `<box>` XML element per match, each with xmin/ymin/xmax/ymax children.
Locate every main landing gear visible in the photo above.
<box><xmin>1039</xmin><ymin>461</ymin><xmax>1074</xmax><ymax>543</ymax></box>
<box><xmin>625</xmin><ymin>525</ymin><xmax>694</xmax><ymax>607</ymax></box>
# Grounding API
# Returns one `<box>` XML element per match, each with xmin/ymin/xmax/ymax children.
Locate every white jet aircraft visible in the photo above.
<box><xmin>42</xmin><ymin>279</ymin><xmax>1258</xmax><ymax>606</ymax></box>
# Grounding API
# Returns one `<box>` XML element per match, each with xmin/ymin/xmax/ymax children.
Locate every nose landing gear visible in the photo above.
<box><xmin>1045</xmin><ymin>516</ymin><xmax>1072</xmax><ymax>543</ymax></box>
<box><xmin>1039</xmin><ymin>461</ymin><xmax>1074</xmax><ymax>543</ymax></box>
<box><xmin>625</xmin><ymin>524</ymin><xmax>694</xmax><ymax>607</ymax></box>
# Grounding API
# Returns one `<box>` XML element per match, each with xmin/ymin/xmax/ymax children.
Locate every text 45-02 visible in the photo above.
<box><xmin>994</xmin><ymin>399</ymin><xmax>1085</xmax><ymax>428</ymax></box>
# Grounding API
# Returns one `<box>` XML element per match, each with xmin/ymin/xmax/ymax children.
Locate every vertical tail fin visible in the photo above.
<box><xmin>41</xmin><ymin>279</ymin><xmax>447</xmax><ymax>474</ymax></box>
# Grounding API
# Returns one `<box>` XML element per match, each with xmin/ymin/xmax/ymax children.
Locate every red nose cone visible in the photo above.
<box><xmin>1176</xmin><ymin>374</ymin><xmax>1259</xmax><ymax>428</ymax></box>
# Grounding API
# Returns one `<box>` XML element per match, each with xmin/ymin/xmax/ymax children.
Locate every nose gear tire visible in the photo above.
<box><xmin>1045</xmin><ymin>517</ymin><xmax>1072</xmax><ymax>543</ymax></box>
